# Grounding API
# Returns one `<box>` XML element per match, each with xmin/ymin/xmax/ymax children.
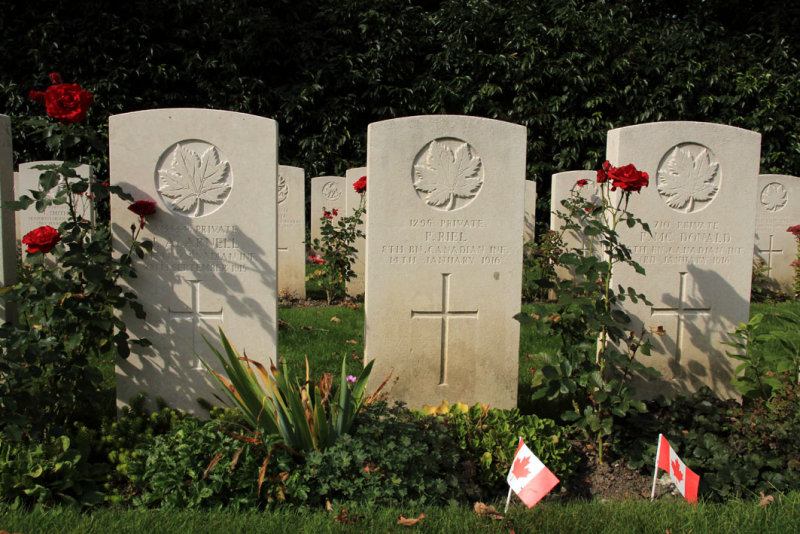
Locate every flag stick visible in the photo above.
<box><xmin>505</xmin><ymin>436</ymin><xmax>522</xmax><ymax>513</ymax></box>
<box><xmin>650</xmin><ymin>433</ymin><xmax>663</xmax><ymax>501</ymax></box>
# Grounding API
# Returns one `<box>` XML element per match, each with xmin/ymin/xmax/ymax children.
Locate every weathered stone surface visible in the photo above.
<box><xmin>345</xmin><ymin>166</ymin><xmax>367</xmax><ymax>297</ymax></box>
<box><xmin>607</xmin><ymin>121</ymin><xmax>761</xmax><ymax>399</ymax></box>
<box><xmin>754</xmin><ymin>174</ymin><xmax>800</xmax><ymax>295</ymax></box>
<box><xmin>0</xmin><ymin>115</ymin><xmax>16</xmax><ymax>322</ymax></box>
<box><xmin>365</xmin><ymin>115</ymin><xmax>526</xmax><ymax>409</ymax></box>
<box><xmin>310</xmin><ymin>175</ymin><xmax>345</xmax><ymax>246</ymax></box>
<box><xmin>111</xmin><ymin>108</ymin><xmax>278</xmax><ymax>414</ymax></box>
<box><xmin>277</xmin><ymin>165</ymin><xmax>306</xmax><ymax>299</ymax></box>
<box><xmin>524</xmin><ymin>180</ymin><xmax>537</xmax><ymax>245</ymax></box>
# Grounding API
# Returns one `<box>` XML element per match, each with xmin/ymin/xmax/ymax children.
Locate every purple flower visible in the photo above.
<box><xmin>346</xmin><ymin>375</ymin><xmax>357</xmax><ymax>383</ymax></box>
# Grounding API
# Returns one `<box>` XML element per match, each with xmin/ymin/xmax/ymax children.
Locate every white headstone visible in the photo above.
<box><xmin>607</xmin><ymin>121</ymin><xmax>761</xmax><ymax>399</ymax></box>
<box><xmin>16</xmin><ymin>161</ymin><xmax>93</xmax><ymax>242</ymax></box>
<box><xmin>345</xmin><ymin>166</ymin><xmax>367</xmax><ymax>297</ymax></box>
<box><xmin>310</xmin><ymin>175</ymin><xmax>345</xmax><ymax>246</ymax></box>
<box><xmin>365</xmin><ymin>115</ymin><xmax>526</xmax><ymax>409</ymax></box>
<box><xmin>549</xmin><ymin>170</ymin><xmax>601</xmax><ymax>281</ymax></box>
<box><xmin>524</xmin><ymin>180</ymin><xmax>537</xmax><ymax>245</ymax></box>
<box><xmin>755</xmin><ymin>174</ymin><xmax>800</xmax><ymax>295</ymax></box>
<box><xmin>111</xmin><ymin>109</ymin><xmax>278</xmax><ymax>414</ymax></box>
<box><xmin>0</xmin><ymin>115</ymin><xmax>16</xmax><ymax>322</ymax></box>
<box><xmin>277</xmin><ymin>165</ymin><xmax>306</xmax><ymax>299</ymax></box>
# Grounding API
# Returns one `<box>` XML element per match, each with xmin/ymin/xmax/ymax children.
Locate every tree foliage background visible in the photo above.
<box><xmin>2</xmin><ymin>0</ymin><xmax>799</xmax><ymax>228</ymax></box>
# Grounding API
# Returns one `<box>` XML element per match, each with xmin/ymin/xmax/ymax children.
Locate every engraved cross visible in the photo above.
<box><xmin>411</xmin><ymin>273</ymin><xmax>478</xmax><ymax>386</ymax></box>
<box><xmin>650</xmin><ymin>272</ymin><xmax>711</xmax><ymax>361</ymax></box>
<box><xmin>168</xmin><ymin>279</ymin><xmax>223</xmax><ymax>369</ymax></box>
<box><xmin>755</xmin><ymin>235</ymin><xmax>783</xmax><ymax>269</ymax></box>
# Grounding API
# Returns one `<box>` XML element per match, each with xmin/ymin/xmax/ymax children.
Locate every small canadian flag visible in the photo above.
<box><xmin>505</xmin><ymin>438</ymin><xmax>559</xmax><ymax>509</ymax></box>
<box><xmin>651</xmin><ymin>434</ymin><xmax>700</xmax><ymax>503</ymax></box>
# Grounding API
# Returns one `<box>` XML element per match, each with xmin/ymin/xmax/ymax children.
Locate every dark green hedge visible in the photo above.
<box><xmin>3</xmin><ymin>0</ymin><xmax>799</xmax><ymax>230</ymax></box>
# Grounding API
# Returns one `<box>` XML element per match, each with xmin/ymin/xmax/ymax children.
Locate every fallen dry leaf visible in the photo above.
<box><xmin>330</xmin><ymin>316</ymin><xmax>341</xmax><ymax>323</ymax></box>
<box><xmin>202</xmin><ymin>452</ymin><xmax>224</xmax><ymax>480</ymax></box>
<box><xmin>325</xmin><ymin>500</ymin><xmax>333</xmax><ymax>511</ymax></box>
<box><xmin>759</xmin><ymin>491</ymin><xmax>775</xmax><ymax>506</ymax></box>
<box><xmin>334</xmin><ymin>507</ymin><xmax>364</xmax><ymax>524</ymax></box>
<box><xmin>230</xmin><ymin>448</ymin><xmax>243</xmax><ymax>470</ymax></box>
<box><xmin>345</xmin><ymin>339</ymin><xmax>357</xmax><ymax>344</ymax></box>
<box><xmin>363</xmin><ymin>462</ymin><xmax>380</xmax><ymax>474</ymax></box>
<box><xmin>474</xmin><ymin>502</ymin><xmax>504</xmax><ymax>520</ymax></box>
<box><xmin>397</xmin><ymin>513</ymin><xmax>425</xmax><ymax>526</ymax></box>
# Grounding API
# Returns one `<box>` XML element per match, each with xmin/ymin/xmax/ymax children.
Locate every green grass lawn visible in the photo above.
<box><xmin>3</xmin><ymin>493</ymin><xmax>799</xmax><ymax>533</ymax></box>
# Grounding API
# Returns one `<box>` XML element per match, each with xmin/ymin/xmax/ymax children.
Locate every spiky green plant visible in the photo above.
<box><xmin>201</xmin><ymin>328</ymin><xmax>377</xmax><ymax>454</ymax></box>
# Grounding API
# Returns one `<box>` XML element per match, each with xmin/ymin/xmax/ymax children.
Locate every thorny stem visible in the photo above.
<box><xmin>598</xmin><ymin>190</ymin><xmax>627</xmax><ymax>369</ymax></box>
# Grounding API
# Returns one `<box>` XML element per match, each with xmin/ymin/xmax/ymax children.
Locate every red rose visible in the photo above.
<box><xmin>29</xmin><ymin>90</ymin><xmax>46</xmax><ymax>103</ymax></box>
<box><xmin>323</xmin><ymin>210</ymin><xmax>333</xmax><ymax>219</ymax></box>
<box><xmin>353</xmin><ymin>175</ymin><xmax>367</xmax><ymax>194</ymax></box>
<box><xmin>332</xmin><ymin>208</ymin><xmax>338</xmax><ymax>216</ymax></box>
<box><xmin>22</xmin><ymin>225</ymin><xmax>61</xmax><ymax>254</ymax></box>
<box><xmin>787</xmin><ymin>225</ymin><xmax>800</xmax><ymax>236</ymax></box>
<box><xmin>576</xmin><ymin>179</ymin><xmax>589</xmax><ymax>187</ymax></box>
<box><xmin>596</xmin><ymin>160</ymin><xmax>611</xmax><ymax>184</ymax></box>
<box><xmin>128</xmin><ymin>200</ymin><xmax>157</xmax><ymax>217</ymax></box>
<box><xmin>43</xmin><ymin>83</ymin><xmax>94</xmax><ymax>124</ymax></box>
<box><xmin>308</xmin><ymin>254</ymin><xmax>326</xmax><ymax>264</ymax></box>
<box><xmin>49</xmin><ymin>72</ymin><xmax>63</xmax><ymax>84</ymax></box>
<box><xmin>607</xmin><ymin>163</ymin><xmax>649</xmax><ymax>193</ymax></box>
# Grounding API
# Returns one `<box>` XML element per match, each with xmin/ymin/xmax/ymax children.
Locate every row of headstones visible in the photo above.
<box><xmin>101</xmin><ymin>111</ymin><xmax>531</xmax><ymax>414</ymax></box>
<box><xmin>3</xmin><ymin>157</ymin><xmax>358</xmax><ymax>302</ymax></box>
<box><xmin>553</xmin><ymin>171</ymin><xmax>799</xmax><ymax>295</ymax></box>
<box><xmin>0</xmin><ymin>112</ymin><xmax>774</xmax><ymax>414</ymax></box>
<box><xmin>550</xmin><ymin>122</ymin><xmax>782</xmax><ymax>399</ymax></box>
<box><xmin>8</xmin><ymin>159</ymin><xmax>529</xmax><ymax>304</ymax></box>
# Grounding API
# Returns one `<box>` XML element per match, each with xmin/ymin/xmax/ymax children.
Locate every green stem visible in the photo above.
<box><xmin>598</xmin><ymin>435</ymin><xmax>604</xmax><ymax>464</ymax></box>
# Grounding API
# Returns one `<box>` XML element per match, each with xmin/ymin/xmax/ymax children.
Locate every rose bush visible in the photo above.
<box><xmin>21</xmin><ymin>225</ymin><xmax>61</xmax><ymax>254</ymax></box>
<box><xmin>0</xmin><ymin>74</ymin><xmax>152</xmax><ymax>485</ymax></box>
<box><xmin>308</xmin><ymin>177</ymin><xmax>366</xmax><ymax>304</ymax></box>
<box><xmin>787</xmin><ymin>225</ymin><xmax>800</xmax><ymax>296</ymax></box>
<box><xmin>518</xmin><ymin>162</ymin><xmax>654</xmax><ymax>463</ymax></box>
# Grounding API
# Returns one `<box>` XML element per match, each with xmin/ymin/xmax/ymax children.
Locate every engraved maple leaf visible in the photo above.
<box><xmin>159</xmin><ymin>144</ymin><xmax>231</xmax><ymax>216</ymax></box>
<box><xmin>761</xmin><ymin>183</ymin><xmax>787</xmax><ymax>212</ymax></box>
<box><xmin>511</xmin><ymin>455</ymin><xmax>531</xmax><ymax>479</ymax></box>
<box><xmin>414</xmin><ymin>140</ymin><xmax>482</xmax><ymax>210</ymax></box>
<box><xmin>657</xmin><ymin>147</ymin><xmax>718</xmax><ymax>212</ymax></box>
<box><xmin>671</xmin><ymin>459</ymin><xmax>683</xmax><ymax>482</ymax></box>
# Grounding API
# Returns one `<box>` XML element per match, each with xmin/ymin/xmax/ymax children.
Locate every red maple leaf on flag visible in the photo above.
<box><xmin>512</xmin><ymin>456</ymin><xmax>531</xmax><ymax>479</ymax></box>
<box><xmin>671</xmin><ymin>459</ymin><xmax>683</xmax><ymax>482</ymax></box>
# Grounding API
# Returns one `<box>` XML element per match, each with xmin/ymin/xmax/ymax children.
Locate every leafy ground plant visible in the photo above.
<box><xmin>725</xmin><ymin>310</ymin><xmax>800</xmax><ymax>400</ymax></box>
